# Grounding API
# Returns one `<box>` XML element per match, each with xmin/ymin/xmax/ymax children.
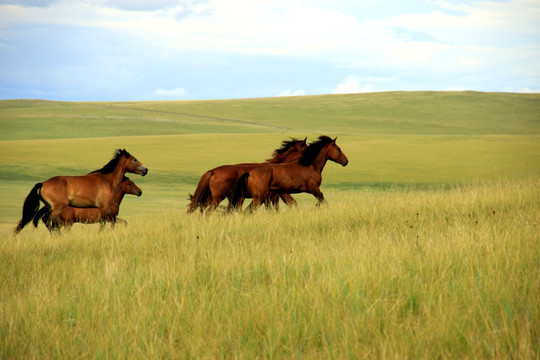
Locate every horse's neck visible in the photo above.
<box><xmin>106</xmin><ymin>158</ymin><xmax>128</xmax><ymax>189</ymax></box>
<box><xmin>282</xmin><ymin>151</ymin><xmax>302</xmax><ymax>162</ymax></box>
<box><xmin>310</xmin><ymin>146</ymin><xmax>331</xmax><ymax>173</ymax></box>
<box><xmin>110</xmin><ymin>192</ymin><xmax>126</xmax><ymax>214</ymax></box>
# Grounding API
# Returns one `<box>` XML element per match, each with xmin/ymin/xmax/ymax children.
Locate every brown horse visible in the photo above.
<box><xmin>187</xmin><ymin>137</ymin><xmax>307</xmax><ymax>213</ymax></box>
<box><xmin>33</xmin><ymin>176</ymin><xmax>142</xmax><ymax>230</ymax></box>
<box><xmin>233</xmin><ymin>136</ymin><xmax>348</xmax><ymax>211</ymax></box>
<box><xmin>14</xmin><ymin>149</ymin><xmax>147</xmax><ymax>234</ymax></box>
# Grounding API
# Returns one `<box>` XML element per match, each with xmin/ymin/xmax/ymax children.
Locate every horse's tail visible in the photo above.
<box><xmin>14</xmin><ymin>183</ymin><xmax>43</xmax><ymax>234</ymax></box>
<box><xmin>33</xmin><ymin>207</ymin><xmax>50</xmax><ymax>228</ymax></box>
<box><xmin>230</xmin><ymin>172</ymin><xmax>249</xmax><ymax>210</ymax></box>
<box><xmin>187</xmin><ymin>170</ymin><xmax>212</xmax><ymax>213</ymax></box>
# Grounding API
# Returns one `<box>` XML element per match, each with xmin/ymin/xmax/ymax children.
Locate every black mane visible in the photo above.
<box><xmin>267</xmin><ymin>137</ymin><xmax>304</xmax><ymax>163</ymax></box>
<box><xmin>88</xmin><ymin>149</ymin><xmax>130</xmax><ymax>174</ymax></box>
<box><xmin>299</xmin><ymin>136</ymin><xmax>333</xmax><ymax>166</ymax></box>
<box><xmin>276</xmin><ymin>138</ymin><xmax>303</xmax><ymax>155</ymax></box>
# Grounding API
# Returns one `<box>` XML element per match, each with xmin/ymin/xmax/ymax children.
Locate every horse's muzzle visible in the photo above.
<box><xmin>138</xmin><ymin>167</ymin><xmax>148</xmax><ymax>176</ymax></box>
<box><xmin>341</xmin><ymin>159</ymin><xmax>349</xmax><ymax>166</ymax></box>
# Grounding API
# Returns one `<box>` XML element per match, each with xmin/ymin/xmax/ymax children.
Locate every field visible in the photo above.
<box><xmin>1</xmin><ymin>92</ymin><xmax>539</xmax><ymax>358</ymax></box>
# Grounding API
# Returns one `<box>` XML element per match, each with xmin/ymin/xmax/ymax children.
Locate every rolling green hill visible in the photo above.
<box><xmin>1</xmin><ymin>91</ymin><xmax>539</xmax><ymax>224</ymax></box>
<box><xmin>1</xmin><ymin>91</ymin><xmax>539</xmax><ymax>141</ymax></box>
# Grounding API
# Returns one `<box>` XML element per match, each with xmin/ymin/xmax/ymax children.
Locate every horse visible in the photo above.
<box><xmin>232</xmin><ymin>136</ymin><xmax>348</xmax><ymax>211</ymax></box>
<box><xmin>187</xmin><ymin>137</ymin><xmax>307</xmax><ymax>213</ymax></box>
<box><xmin>14</xmin><ymin>149</ymin><xmax>148</xmax><ymax>234</ymax></box>
<box><xmin>33</xmin><ymin>176</ymin><xmax>142</xmax><ymax>230</ymax></box>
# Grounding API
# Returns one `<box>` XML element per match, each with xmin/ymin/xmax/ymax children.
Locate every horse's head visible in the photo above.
<box><xmin>124</xmin><ymin>152</ymin><xmax>148</xmax><ymax>176</ymax></box>
<box><xmin>122</xmin><ymin>177</ymin><xmax>142</xmax><ymax>197</ymax></box>
<box><xmin>327</xmin><ymin>138</ymin><xmax>348</xmax><ymax>167</ymax></box>
<box><xmin>293</xmin><ymin>137</ymin><xmax>308</xmax><ymax>152</ymax></box>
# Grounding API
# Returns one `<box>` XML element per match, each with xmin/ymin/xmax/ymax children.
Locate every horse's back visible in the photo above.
<box><xmin>41</xmin><ymin>173</ymin><xmax>110</xmax><ymax>208</ymax></box>
<box><xmin>213</xmin><ymin>163</ymin><xmax>259</xmax><ymax>174</ymax></box>
<box><xmin>210</xmin><ymin>163</ymin><xmax>259</xmax><ymax>188</ymax></box>
<box><xmin>43</xmin><ymin>173</ymin><xmax>103</xmax><ymax>187</ymax></box>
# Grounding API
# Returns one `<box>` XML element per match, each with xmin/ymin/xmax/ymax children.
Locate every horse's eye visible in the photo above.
<box><xmin>133</xmin><ymin>158</ymin><xmax>137</xmax><ymax>162</ymax></box>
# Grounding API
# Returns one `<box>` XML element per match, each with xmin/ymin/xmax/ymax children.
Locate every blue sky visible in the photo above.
<box><xmin>0</xmin><ymin>0</ymin><xmax>539</xmax><ymax>101</ymax></box>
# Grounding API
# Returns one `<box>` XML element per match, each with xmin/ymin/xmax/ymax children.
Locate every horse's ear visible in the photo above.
<box><xmin>303</xmin><ymin>137</ymin><xmax>307</xmax><ymax>144</ymax></box>
<box><xmin>332</xmin><ymin>137</ymin><xmax>337</xmax><ymax>143</ymax></box>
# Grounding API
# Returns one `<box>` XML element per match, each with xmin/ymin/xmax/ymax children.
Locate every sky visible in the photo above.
<box><xmin>0</xmin><ymin>0</ymin><xmax>539</xmax><ymax>101</ymax></box>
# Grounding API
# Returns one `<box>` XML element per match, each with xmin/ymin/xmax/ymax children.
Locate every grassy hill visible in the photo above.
<box><xmin>1</xmin><ymin>91</ymin><xmax>539</xmax><ymax>224</ymax></box>
<box><xmin>0</xmin><ymin>92</ymin><xmax>539</xmax><ymax>358</ymax></box>
<box><xmin>1</xmin><ymin>91</ymin><xmax>539</xmax><ymax>141</ymax></box>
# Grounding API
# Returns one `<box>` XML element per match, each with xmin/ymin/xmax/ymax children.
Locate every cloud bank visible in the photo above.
<box><xmin>0</xmin><ymin>0</ymin><xmax>538</xmax><ymax>100</ymax></box>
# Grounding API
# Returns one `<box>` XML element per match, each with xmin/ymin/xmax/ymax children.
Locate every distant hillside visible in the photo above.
<box><xmin>1</xmin><ymin>92</ymin><xmax>539</xmax><ymax>141</ymax></box>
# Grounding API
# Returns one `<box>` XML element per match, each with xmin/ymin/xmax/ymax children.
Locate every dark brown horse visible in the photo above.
<box><xmin>14</xmin><ymin>149</ymin><xmax>147</xmax><ymax>234</ymax></box>
<box><xmin>187</xmin><ymin>138</ymin><xmax>307</xmax><ymax>213</ymax></box>
<box><xmin>233</xmin><ymin>136</ymin><xmax>348</xmax><ymax>211</ymax></box>
<box><xmin>33</xmin><ymin>176</ymin><xmax>142</xmax><ymax>230</ymax></box>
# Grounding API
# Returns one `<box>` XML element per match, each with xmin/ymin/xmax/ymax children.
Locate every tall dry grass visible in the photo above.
<box><xmin>1</xmin><ymin>180</ymin><xmax>538</xmax><ymax>359</ymax></box>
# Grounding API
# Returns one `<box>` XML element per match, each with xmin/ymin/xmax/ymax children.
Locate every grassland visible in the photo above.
<box><xmin>0</xmin><ymin>92</ymin><xmax>539</xmax><ymax>358</ymax></box>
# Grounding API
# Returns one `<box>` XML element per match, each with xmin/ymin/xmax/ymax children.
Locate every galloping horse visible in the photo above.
<box><xmin>233</xmin><ymin>136</ymin><xmax>348</xmax><ymax>211</ymax></box>
<box><xmin>33</xmin><ymin>176</ymin><xmax>142</xmax><ymax>230</ymax></box>
<box><xmin>14</xmin><ymin>149</ymin><xmax>147</xmax><ymax>234</ymax></box>
<box><xmin>187</xmin><ymin>138</ymin><xmax>307</xmax><ymax>213</ymax></box>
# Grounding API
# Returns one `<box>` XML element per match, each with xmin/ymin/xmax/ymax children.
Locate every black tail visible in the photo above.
<box><xmin>230</xmin><ymin>173</ymin><xmax>249</xmax><ymax>210</ymax></box>
<box><xmin>33</xmin><ymin>207</ymin><xmax>50</xmax><ymax>228</ymax></box>
<box><xmin>14</xmin><ymin>183</ymin><xmax>43</xmax><ymax>235</ymax></box>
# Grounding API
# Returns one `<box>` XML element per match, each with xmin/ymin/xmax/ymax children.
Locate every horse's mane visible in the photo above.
<box><xmin>299</xmin><ymin>136</ymin><xmax>334</xmax><ymax>166</ymax></box>
<box><xmin>267</xmin><ymin>138</ymin><xmax>304</xmax><ymax>163</ymax></box>
<box><xmin>88</xmin><ymin>149</ymin><xmax>130</xmax><ymax>174</ymax></box>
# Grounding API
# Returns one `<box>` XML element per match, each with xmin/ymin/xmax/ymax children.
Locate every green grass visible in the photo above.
<box><xmin>1</xmin><ymin>133</ymin><xmax>538</xmax><ymax>228</ymax></box>
<box><xmin>1</xmin><ymin>182</ymin><xmax>538</xmax><ymax>358</ymax></box>
<box><xmin>1</xmin><ymin>92</ymin><xmax>539</xmax><ymax>141</ymax></box>
<box><xmin>0</xmin><ymin>91</ymin><xmax>539</xmax><ymax>358</ymax></box>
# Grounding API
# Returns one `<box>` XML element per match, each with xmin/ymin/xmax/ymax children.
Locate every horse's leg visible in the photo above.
<box><xmin>244</xmin><ymin>172</ymin><xmax>268</xmax><ymax>213</ymax></box>
<box><xmin>63</xmin><ymin>220</ymin><xmax>73</xmax><ymax>232</ymax></box>
<box><xmin>46</xmin><ymin>203</ymin><xmax>68</xmax><ymax>230</ymax></box>
<box><xmin>280</xmin><ymin>194</ymin><xmax>297</xmax><ymax>207</ymax></box>
<box><xmin>246</xmin><ymin>189</ymin><xmax>266</xmax><ymax>213</ymax></box>
<box><xmin>312</xmin><ymin>188</ymin><xmax>326</xmax><ymax>206</ymax></box>
<box><xmin>245</xmin><ymin>201</ymin><xmax>254</xmax><ymax>213</ymax></box>
<box><xmin>227</xmin><ymin>195</ymin><xmax>244</xmax><ymax>212</ymax></box>
<box><xmin>52</xmin><ymin>212</ymin><xmax>73</xmax><ymax>232</ymax></box>
<box><xmin>207</xmin><ymin>194</ymin><xmax>226</xmax><ymax>213</ymax></box>
<box><xmin>247</xmin><ymin>196</ymin><xmax>265</xmax><ymax>212</ymax></box>
<box><xmin>264</xmin><ymin>192</ymin><xmax>280</xmax><ymax>210</ymax></box>
<box><xmin>97</xmin><ymin>206</ymin><xmax>115</xmax><ymax>228</ymax></box>
<box><xmin>46</xmin><ymin>216</ymin><xmax>62</xmax><ymax>233</ymax></box>
<box><xmin>40</xmin><ymin>183</ymin><xmax>70</xmax><ymax>230</ymax></box>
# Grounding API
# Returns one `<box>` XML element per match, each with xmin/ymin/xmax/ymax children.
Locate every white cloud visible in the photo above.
<box><xmin>102</xmin><ymin>0</ymin><xmax>187</xmax><ymax>11</ymax></box>
<box><xmin>332</xmin><ymin>77</ymin><xmax>373</xmax><ymax>94</ymax></box>
<box><xmin>2</xmin><ymin>0</ymin><xmax>538</xmax><ymax>63</ymax></box>
<box><xmin>387</xmin><ymin>0</ymin><xmax>540</xmax><ymax>47</ymax></box>
<box><xmin>153</xmin><ymin>87</ymin><xmax>190</xmax><ymax>98</ymax></box>
<box><xmin>519</xmin><ymin>87</ymin><xmax>540</xmax><ymax>93</ymax></box>
<box><xmin>277</xmin><ymin>89</ymin><xmax>305</xmax><ymax>97</ymax></box>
